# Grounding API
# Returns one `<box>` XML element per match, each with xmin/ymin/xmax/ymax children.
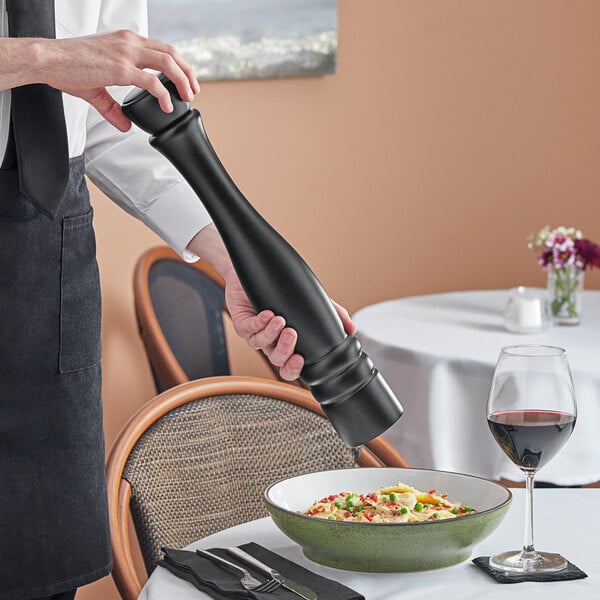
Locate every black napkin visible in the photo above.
<box><xmin>472</xmin><ymin>556</ymin><xmax>587</xmax><ymax>583</ymax></box>
<box><xmin>158</xmin><ymin>542</ymin><xmax>364</xmax><ymax>600</ymax></box>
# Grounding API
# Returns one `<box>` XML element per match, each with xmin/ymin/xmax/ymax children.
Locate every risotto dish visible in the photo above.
<box><xmin>303</xmin><ymin>481</ymin><xmax>475</xmax><ymax>523</ymax></box>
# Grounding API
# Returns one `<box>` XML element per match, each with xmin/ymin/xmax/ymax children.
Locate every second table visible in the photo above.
<box><xmin>353</xmin><ymin>289</ymin><xmax>600</xmax><ymax>486</ymax></box>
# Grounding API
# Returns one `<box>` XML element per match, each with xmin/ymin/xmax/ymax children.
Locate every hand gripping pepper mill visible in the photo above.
<box><xmin>122</xmin><ymin>75</ymin><xmax>403</xmax><ymax>447</ymax></box>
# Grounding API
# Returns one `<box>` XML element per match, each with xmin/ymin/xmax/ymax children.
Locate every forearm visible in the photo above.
<box><xmin>186</xmin><ymin>223</ymin><xmax>237</xmax><ymax>283</ymax></box>
<box><xmin>0</xmin><ymin>38</ymin><xmax>46</xmax><ymax>90</ymax></box>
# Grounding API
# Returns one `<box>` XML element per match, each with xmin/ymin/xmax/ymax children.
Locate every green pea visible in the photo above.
<box><xmin>414</xmin><ymin>502</ymin><xmax>424</xmax><ymax>512</ymax></box>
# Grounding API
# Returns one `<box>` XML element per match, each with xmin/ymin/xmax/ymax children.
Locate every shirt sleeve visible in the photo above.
<box><xmin>83</xmin><ymin>0</ymin><xmax>210</xmax><ymax>261</ymax></box>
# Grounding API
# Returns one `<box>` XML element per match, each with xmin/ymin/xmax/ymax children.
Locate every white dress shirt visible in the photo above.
<box><xmin>0</xmin><ymin>0</ymin><xmax>211</xmax><ymax>260</ymax></box>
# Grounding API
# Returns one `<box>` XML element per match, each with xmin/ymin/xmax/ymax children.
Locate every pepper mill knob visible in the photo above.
<box><xmin>122</xmin><ymin>73</ymin><xmax>189</xmax><ymax>134</ymax></box>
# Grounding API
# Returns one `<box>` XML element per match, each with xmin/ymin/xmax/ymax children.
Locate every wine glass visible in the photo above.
<box><xmin>486</xmin><ymin>344</ymin><xmax>576</xmax><ymax>573</ymax></box>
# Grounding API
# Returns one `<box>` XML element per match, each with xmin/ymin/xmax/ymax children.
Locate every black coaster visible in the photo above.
<box><xmin>472</xmin><ymin>556</ymin><xmax>587</xmax><ymax>583</ymax></box>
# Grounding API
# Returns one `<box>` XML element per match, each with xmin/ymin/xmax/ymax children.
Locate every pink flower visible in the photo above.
<box><xmin>575</xmin><ymin>239</ymin><xmax>600</xmax><ymax>270</ymax></box>
<box><xmin>538</xmin><ymin>249</ymin><xmax>554</xmax><ymax>269</ymax></box>
<box><xmin>552</xmin><ymin>245</ymin><xmax>577</xmax><ymax>268</ymax></box>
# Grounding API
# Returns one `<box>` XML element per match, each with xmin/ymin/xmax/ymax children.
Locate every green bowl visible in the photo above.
<box><xmin>264</xmin><ymin>468</ymin><xmax>511</xmax><ymax>572</ymax></box>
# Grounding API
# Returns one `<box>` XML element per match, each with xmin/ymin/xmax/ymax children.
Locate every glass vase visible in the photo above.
<box><xmin>547</xmin><ymin>267</ymin><xmax>584</xmax><ymax>325</ymax></box>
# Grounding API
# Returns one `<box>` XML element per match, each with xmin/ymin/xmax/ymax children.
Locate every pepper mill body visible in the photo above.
<box><xmin>122</xmin><ymin>76</ymin><xmax>403</xmax><ymax>447</ymax></box>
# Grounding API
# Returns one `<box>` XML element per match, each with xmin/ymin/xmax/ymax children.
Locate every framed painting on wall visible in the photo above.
<box><xmin>147</xmin><ymin>0</ymin><xmax>338</xmax><ymax>81</ymax></box>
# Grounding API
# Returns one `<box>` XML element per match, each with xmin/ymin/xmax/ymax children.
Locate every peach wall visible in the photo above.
<box><xmin>80</xmin><ymin>1</ymin><xmax>600</xmax><ymax>598</ymax></box>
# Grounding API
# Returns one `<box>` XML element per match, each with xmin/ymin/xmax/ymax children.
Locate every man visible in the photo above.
<box><xmin>0</xmin><ymin>1</ymin><xmax>354</xmax><ymax>599</ymax></box>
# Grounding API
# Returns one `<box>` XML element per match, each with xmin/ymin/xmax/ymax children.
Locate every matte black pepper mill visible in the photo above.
<box><xmin>122</xmin><ymin>74</ymin><xmax>403</xmax><ymax>447</ymax></box>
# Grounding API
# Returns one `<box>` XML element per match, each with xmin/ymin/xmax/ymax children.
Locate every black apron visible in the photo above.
<box><xmin>0</xmin><ymin>157</ymin><xmax>111</xmax><ymax>599</ymax></box>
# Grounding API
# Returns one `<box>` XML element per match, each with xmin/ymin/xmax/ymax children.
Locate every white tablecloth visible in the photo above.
<box><xmin>139</xmin><ymin>488</ymin><xmax>598</xmax><ymax>600</ymax></box>
<box><xmin>353</xmin><ymin>290</ymin><xmax>600</xmax><ymax>486</ymax></box>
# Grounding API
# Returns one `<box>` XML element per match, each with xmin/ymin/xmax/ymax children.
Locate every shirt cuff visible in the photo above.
<box><xmin>137</xmin><ymin>179</ymin><xmax>212</xmax><ymax>260</ymax></box>
<box><xmin>182</xmin><ymin>248</ymin><xmax>201</xmax><ymax>263</ymax></box>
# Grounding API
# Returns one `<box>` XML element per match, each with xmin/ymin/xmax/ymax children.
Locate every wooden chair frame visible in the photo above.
<box><xmin>106</xmin><ymin>376</ymin><xmax>409</xmax><ymax>600</ymax></box>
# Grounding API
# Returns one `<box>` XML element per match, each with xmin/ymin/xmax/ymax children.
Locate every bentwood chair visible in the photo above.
<box><xmin>106</xmin><ymin>376</ymin><xmax>409</xmax><ymax>600</ymax></box>
<box><xmin>133</xmin><ymin>246</ymin><xmax>281</xmax><ymax>393</ymax></box>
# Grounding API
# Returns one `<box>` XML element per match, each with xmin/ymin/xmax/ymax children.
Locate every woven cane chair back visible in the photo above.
<box><xmin>125</xmin><ymin>393</ymin><xmax>358</xmax><ymax>574</ymax></box>
<box><xmin>106</xmin><ymin>376</ymin><xmax>409</xmax><ymax>600</ymax></box>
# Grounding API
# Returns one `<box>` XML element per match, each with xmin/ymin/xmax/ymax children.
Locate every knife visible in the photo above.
<box><xmin>226</xmin><ymin>546</ymin><xmax>318</xmax><ymax>600</ymax></box>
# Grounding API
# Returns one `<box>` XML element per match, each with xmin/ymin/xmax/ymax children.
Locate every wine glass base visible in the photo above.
<box><xmin>489</xmin><ymin>550</ymin><xmax>568</xmax><ymax>573</ymax></box>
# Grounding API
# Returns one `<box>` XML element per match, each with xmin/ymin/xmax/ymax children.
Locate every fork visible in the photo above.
<box><xmin>196</xmin><ymin>548</ymin><xmax>282</xmax><ymax>592</ymax></box>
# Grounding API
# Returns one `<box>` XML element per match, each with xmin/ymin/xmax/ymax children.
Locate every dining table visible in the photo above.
<box><xmin>352</xmin><ymin>289</ymin><xmax>600</xmax><ymax>486</ymax></box>
<box><xmin>139</xmin><ymin>488</ymin><xmax>598</xmax><ymax>599</ymax></box>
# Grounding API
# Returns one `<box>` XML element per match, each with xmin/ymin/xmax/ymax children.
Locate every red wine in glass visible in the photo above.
<box><xmin>486</xmin><ymin>345</ymin><xmax>576</xmax><ymax>573</ymax></box>
<box><xmin>487</xmin><ymin>410</ymin><xmax>576</xmax><ymax>471</ymax></box>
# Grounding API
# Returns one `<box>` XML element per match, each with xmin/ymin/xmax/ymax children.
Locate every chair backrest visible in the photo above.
<box><xmin>106</xmin><ymin>376</ymin><xmax>409</xmax><ymax>600</ymax></box>
<box><xmin>134</xmin><ymin>246</ymin><xmax>231</xmax><ymax>392</ymax></box>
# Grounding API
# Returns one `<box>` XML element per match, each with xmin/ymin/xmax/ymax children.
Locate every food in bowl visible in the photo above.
<box><xmin>303</xmin><ymin>481</ymin><xmax>475</xmax><ymax>523</ymax></box>
<box><xmin>264</xmin><ymin>468</ymin><xmax>512</xmax><ymax>572</ymax></box>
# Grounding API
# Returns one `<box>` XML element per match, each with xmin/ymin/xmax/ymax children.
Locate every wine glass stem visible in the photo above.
<box><xmin>522</xmin><ymin>471</ymin><xmax>535</xmax><ymax>555</ymax></box>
